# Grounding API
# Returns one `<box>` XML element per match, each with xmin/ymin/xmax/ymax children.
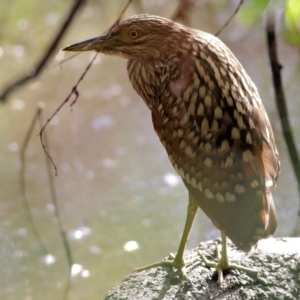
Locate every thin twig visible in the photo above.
<box><xmin>0</xmin><ymin>0</ymin><xmax>86</xmax><ymax>103</ymax></box>
<box><xmin>214</xmin><ymin>0</ymin><xmax>244</xmax><ymax>37</ymax></box>
<box><xmin>39</xmin><ymin>0</ymin><xmax>134</xmax><ymax>176</ymax></box>
<box><xmin>108</xmin><ymin>0</ymin><xmax>133</xmax><ymax>31</ymax></box>
<box><xmin>38</xmin><ymin>53</ymin><xmax>98</xmax><ymax>176</ymax></box>
<box><xmin>266</xmin><ymin>12</ymin><xmax>300</xmax><ymax>234</ymax></box>
<box><xmin>38</xmin><ymin>111</ymin><xmax>73</xmax><ymax>300</ymax></box>
<box><xmin>20</xmin><ymin>108</ymin><xmax>48</xmax><ymax>255</ymax></box>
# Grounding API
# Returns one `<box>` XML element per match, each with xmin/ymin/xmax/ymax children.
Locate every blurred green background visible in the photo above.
<box><xmin>0</xmin><ymin>0</ymin><xmax>299</xmax><ymax>299</ymax></box>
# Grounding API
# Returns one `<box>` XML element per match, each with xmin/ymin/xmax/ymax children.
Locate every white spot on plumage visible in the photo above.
<box><xmin>226</xmin><ymin>96</ymin><xmax>234</xmax><ymax>106</ymax></box>
<box><xmin>251</xmin><ymin>180</ymin><xmax>259</xmax><ymax>188</ymax></box>
<box><xmin>185</xmin><ymin>173</ymin><xmax>190</xmax><ymax>183</ymax></box>
<box><xmin>207</xmin><ymin>79</ymin><xmax>214</xmax><ymax>90</ymax></box>
<box><xmin>191</xmin><ymin>177</ymin><xmax>197</xmax><ymax>188</ymax></box>
<box><xmin>231</xmin><ymin>90</ymin><xmax>238</xmax><ymax>101</ymax></box>
<box><xmin>181</xmin><ymin>113</ymin><xmax>189</xmax><ymax>126</ymax></box>
<box><xmin>173</xmin><ymin>164</ymin><xmax>179</xmax><ymax>173</ymax></box>
<box><xmin>204</xmin><ymin>188</ymin><xmax>214</xmax><ymax>199</ymax></box>
<box><xmin>185</xmin><ymin>146</ymin><xmax>195</xmax><ymax>158</ymax></box>
<box><xmin>187</xmin><ymin>131</ymin><xmax>195</xmax><ymax>140</ymax></box>
<box><xmin>234</xmin><ymin>184</ymin><xmax>246</xmax><ymax>194</ymax></box>
<box><xmin>193</xmin><ymin>75</ymin><xmax>200</xmax><ymax>89</ymax></box>
<box><xmin>204</xmin><ymin>95</ymin><xmax>212</xmax><ymax>107</ymax></box>
<box><xmin>197</xmin><ymin>181</ymin><xmax>203</xmax><ymax>192</ymax></box>
<box><xmin>246</xmin><ymin>132</ymin><xmax>252</xmax><ymax>144</ymax></box>
<box><xmin>199</xmin><ymin>86</ymin><xmax>206</xmax><ymax>98</ymax></box>
<box><xmin>248</xmin><ymin>117</ymin><xmax>255</xmax><ymax>129</ymax></box>
<box><xmin>237</xmin><ymin>115</ymin><xmax>246</xmax><ymax>129</ymax></box>
<box><xmin>231</xmin><ymin>127</ymin><xmax>241</xmax><ymax>139</ymax></box>
<box><xmin>214</xmin><ymin>106</ymin><xmax>222</xmax><ymax>119</ymax></box>
<box><xmin>192</xmin><ymin>136</ymin><xmax>199</xmax><ymax>145</ymax></box>
<box><xmin>176</xmin><ymin>97</ymin><xmax>182</xmax><ymax>104</ymax></box>
<box><xmin>178</xmin><ymin>167</ymin><xmax>185</xmax><ymax>178</ymax></box>
<box><xmin>204</xmin><ymin>157</ymin><xmax>212</xmax><ymax>167</ymax></box>
<box><xmin>200</xmin><ymin>51</ymin><xmax>206</xmax><ymax>60</ymax></box>
<box><xmin>191</xmin><ymin>91</ymin><xmax>198</xmax><ymax>103</ymax></box>
<box><xmin>221</xmin><ymin>156</ymin><xmax>234</xmax><ymax>168</ymax></box>
<box><xmin>230</xmin><ymin>74</ymin><xmax>238</xmax><ymax>87</ymax></box>
<box><xmin>225</xmin><ymin>192</ymin><xmax>236</xmax><ymax>202</ymax></box>
<box><xmin>180</xmin><ymin>140</ymin><xmax>186</xmax><ymax>149</ymax></box>
<box><xmin>219</xmin><ymin>140</ymin><xmax>230</xmax><ymax>152</ymax></box>
<box><xmin>233</xmin><ymin>109</ymin><xmax>239</xmax><ymax>120</ymax></box>
<box><xmin>201</xmin><ymin>118</ymin><xmax>209</xmax><ymax>133</ymax></box>
<box><xmin>265</xmin><ymin>127</ymin><xmax>270</xmax><ymax>142</ymax></box>
<box><xmin>177</xmin><ymin>129</ymin><xmax>183</xmax><ymax>137</ymax></box>
<box><xmin>243</xmin><ymin>149</ymin><xmax>254</xmax><ymax>162</ymax></box>
<box><xmin>162</xmin><ymin>117</ymin><xmax>169</xmax><ymax>124</ymax></box>
<box><xmin>220</xmin><ymin>67</ymin><xmax>226</xmax><ymax>76</ymax></box>
<box><xmin>216</xmin><ymin>193</ymin><xmax>225</xmax><ymax>202</ymax></box>
<box><xmin>182</xmin><ymin>42</ymin><xmax>191</xmax><ymax>50</ymax></box>
<box><xmin>197</xmin><ymin>103</ymin><xmax>204</xmax><ymax>115</ymax></box>
<box><xmin>211</xmin><ymin>119</ymin><xmax>218</xmax><ymax>131</ymax></box>
<box><xmin>188</xmin><ymin>102</ymin><xmax>196</xmax><ymax>115</ymax></box>
<box><xmin>183</xmin><ymin>85</ymin><xmax>193</xmax><ymax>102</ymax></box>
<box><xmin>236</xmin><ymin>102</ymin><xmax>245</xmax><ymax>114</ymax></box>
<box><xmin>266</xmin><ymin>179</ymin><xmax>273</xmax><ymax>187</ymax></box>
<box><xmin>204</xmin><ymin>143</ymin><xmax>211</xmax><ymax>152</ymax></box>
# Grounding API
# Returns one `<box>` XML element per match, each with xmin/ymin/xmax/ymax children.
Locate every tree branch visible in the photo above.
<box><xmin>0</xmin><ymin>0</ymin><xmax>86</xmax><ymax>103</ymax></box>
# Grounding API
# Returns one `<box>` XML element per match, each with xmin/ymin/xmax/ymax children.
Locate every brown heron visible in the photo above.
<box><xmin>63</xmin><ymin>14</ymin><xmax>280</xmax><ymax>284</ymax></box>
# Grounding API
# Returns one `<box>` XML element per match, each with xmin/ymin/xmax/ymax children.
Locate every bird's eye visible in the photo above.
<box><xmin>129</xmin><ymin>30</ymin><xmax>139</xmax><ymax>39</ymax></box>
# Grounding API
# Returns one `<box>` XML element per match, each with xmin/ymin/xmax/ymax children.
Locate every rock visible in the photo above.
<box><xmin>104</xmin><ymin>238</ymin><xmax>300</xmax><ymax>300</ymax></box>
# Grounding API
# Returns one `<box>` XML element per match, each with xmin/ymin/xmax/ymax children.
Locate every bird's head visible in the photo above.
<box><xmin>63</xmin><ymin>14</ymin><xmax>191</xmax><ymax>61</ymax></box>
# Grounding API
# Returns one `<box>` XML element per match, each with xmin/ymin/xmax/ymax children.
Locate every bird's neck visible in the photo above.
<box><xmin>127</xmin><ymin>53</ymin><xmax>183</xmax><ymax>110</ymax></box>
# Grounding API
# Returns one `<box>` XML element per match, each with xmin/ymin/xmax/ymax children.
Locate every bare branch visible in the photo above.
<box><xmin>20</xmin><ymin>108</ymin><xmax>48</xmax><ymax>255</ymax></box>
<box><xmin>38</xmin><ymin>53</ymin><xmax>98</xmax><ymax>176</ymax></box>
<box><xmin>266</xmin><ymin>12</ymin><xmax>300</xmax><ymax>234</ymax></box>
<box><xmin>0</xmin><ymin>0</ymin><xmax>86</xmax><ymax>103</ymax></box>
<box><xmin>214</xmin><ymin>0</ymin><xmax>244</xmax><ymax>37</ymax></box>
<box><xmin>38</xmin><ymin>111</ymin><xmax>73</xmax><ymax>300</ymax></box>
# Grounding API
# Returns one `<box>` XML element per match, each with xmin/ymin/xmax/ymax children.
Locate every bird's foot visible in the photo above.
<box><xmin>134</xmin><ymin>252</ymin><xmax>200</xmax><ymax>280</ymax></box>
<box><xmin>197</xmin><ymin>241</ymin><xmax>260</xmax><ymax>285</ymax></box>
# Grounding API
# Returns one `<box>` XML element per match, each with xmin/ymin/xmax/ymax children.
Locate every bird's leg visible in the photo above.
<box><xmin>197</xmin><ymin>231</ymin><xmax>260</xmax><ymax>285</ymax></box>
<box><xmin>135</xmin><ymin>194</ymin><xmax>198</xmax><ymax>279</ymax></box>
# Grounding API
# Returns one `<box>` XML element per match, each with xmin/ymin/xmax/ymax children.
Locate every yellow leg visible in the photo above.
<box><xmin>135</xmin><ymin>193</ymin><xmax>198</xmax><ymax>279</ymax></box>
<box><xmin>197</xmin><ymin>231</ymin><xmax>261</xmax><ymax>285</ymax></box>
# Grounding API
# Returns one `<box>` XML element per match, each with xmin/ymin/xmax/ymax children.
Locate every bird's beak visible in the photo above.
<box><xmin>63</xmin><ymin>34</ymin><xmax>113</xmax><ymax>52</ymax></box>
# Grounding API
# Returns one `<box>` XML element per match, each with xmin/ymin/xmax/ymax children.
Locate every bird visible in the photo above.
<box><xmin>63</xmin><ymin>14</ymin><xmax>280</xmax><ymax>284</ymax></box>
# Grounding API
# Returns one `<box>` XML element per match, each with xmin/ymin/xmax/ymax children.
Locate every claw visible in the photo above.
<box><xmin>197</xmin><ymin>233</ymin><xmax>260</xmax><ymax>285</ymax></box>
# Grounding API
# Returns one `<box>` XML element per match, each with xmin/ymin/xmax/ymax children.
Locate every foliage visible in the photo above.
<box><xmin>239</xmin><ymin>0</ymin><xmax>300</xmax><ymax>48</ymax></box>
<box><xmin>285</xmin><ymin>0</ymin><xmax>300</xmax><ymax>46</ymax></box>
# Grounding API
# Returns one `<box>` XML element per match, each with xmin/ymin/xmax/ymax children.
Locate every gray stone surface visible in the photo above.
<box><xmin>104</xmin><ymin>238</ymin><xmax>300</xmax><ymax>300</ymax></box>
